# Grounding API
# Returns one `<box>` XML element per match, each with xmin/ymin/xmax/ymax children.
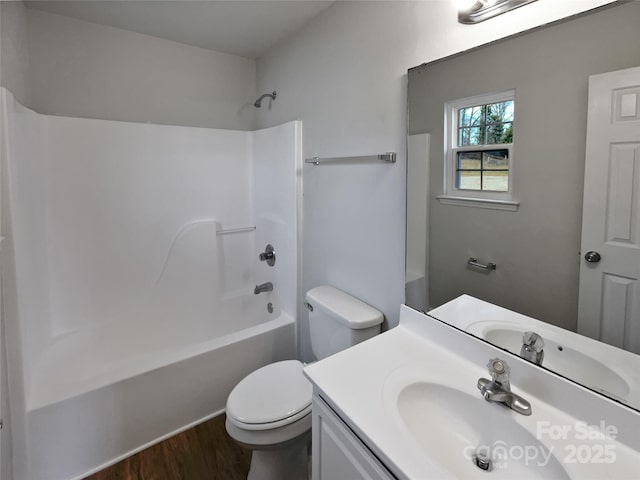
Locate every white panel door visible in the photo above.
<box><xmin>578</xmin><ymin>66</ymin><xmax>640</xmax><ymax>354</ymax></box>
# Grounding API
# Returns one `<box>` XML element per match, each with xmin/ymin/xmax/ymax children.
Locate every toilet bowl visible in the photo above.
<box><xmin>225</xmin><ymin>285</ymin><xmax>384</xmax><ymax>480</ymax></box>
<box><xmin>226</xmin><ymin>360</ymin><xmax>312</xmax><ymax>480</ymax></box>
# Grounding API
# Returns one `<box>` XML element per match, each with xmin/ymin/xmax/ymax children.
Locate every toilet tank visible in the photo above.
<box><xmin>305</xmin><ymin>286</ymin><xmax>384</xmax><ymax>360</ymax></box>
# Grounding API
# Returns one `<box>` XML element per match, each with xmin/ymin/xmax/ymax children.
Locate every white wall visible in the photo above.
<box><xmin>252</xmin><ymin>121</ymin><xmax>302</xmax><ymax>322</ymax></box>
<box><xmin>0</xmin><ymin>87</ymin><xmax>43</xmax><ymax>480</ymax></box>
<box><xmin>44</xmin><ymin>117</ymin><xmax>252</xmax><ymax>337</ymax></box>
<box><xmin>255</xmin><ymin>0</ymin><xmax>615</xmax><ymax>360</ymax></box>
<box><xmin>1</xmin><ymin>88</ymin><xmax>255</xmax><ymax>393</ymax></box>
<box><xmin>406</xmin><ymin>133</ymin><xmax>429</xmax><ymax>312</ymax></box>
<box><xmin>0</xmin><ymin>1</ymin><xmax>30</xmax><ymax>106</ymax></box>
<box><xmin>25</xmin><ymin>8</ymin><xmax>257</xmax><ymax>130</ymax></box>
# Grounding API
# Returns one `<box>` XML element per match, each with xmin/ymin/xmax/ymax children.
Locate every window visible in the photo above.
<box><xmin>440</xmin><ymin>90</ymin><xmax>519</xmax><ymax>211</ymax></box>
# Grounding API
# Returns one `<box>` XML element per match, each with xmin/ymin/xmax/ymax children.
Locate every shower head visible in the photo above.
<box><xmin>254</xmin><ymin>91</ymin><xmax>277</xmax><ymax>108</ymax></box>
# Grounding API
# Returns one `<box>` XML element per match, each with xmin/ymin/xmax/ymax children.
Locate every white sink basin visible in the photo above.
<box><xmin>397</xmin><ymin>382</ymin><xmax>570</xmax><ymax>479</ymax></box>
<box><xmin>429</xmin><ymin>295</ymin><xmax>640</xmax><ymax>409</ymax></box>
<box><xmin>306</xmin><ymin>305</ymin><xmax>640</xmax><ymax>480</ymax></box>
<box><xmin>480</xmin><ymin>325</ymin><xmax>630</xmax><ymax>401</ymax></box>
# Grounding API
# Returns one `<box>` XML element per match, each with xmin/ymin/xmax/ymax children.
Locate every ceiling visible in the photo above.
<box><xmin>25</xmin><ymin>0</ymin><xmax>335</xmax><ymax>59</ymax></box>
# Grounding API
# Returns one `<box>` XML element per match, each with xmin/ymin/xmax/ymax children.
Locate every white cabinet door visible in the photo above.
<box><xmin>578</xmin><ymin>66</ymin><xmax>640</xmax><ymax>354</ymax></box>
<box><xmin>312</xmin><ymin>395</ymin><xmax>394</xmax><ymax>480</ymax></box>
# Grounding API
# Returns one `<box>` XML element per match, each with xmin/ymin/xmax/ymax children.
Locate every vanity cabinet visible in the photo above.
<box><xmin>312</xmin><ymin>394</ymin><xmax>395</xmax><ymax>480</ymax></box>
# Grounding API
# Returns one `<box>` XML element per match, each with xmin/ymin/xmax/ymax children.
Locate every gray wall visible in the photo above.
<box><xmin>408</xmin><ymin>2</ymin><xmax>640</xmax><ymax>331</ymax></box>
<box><xmin>0</xmin><ymin>1</ymin><xmax>30</xmax><ymax>106</ymax></box>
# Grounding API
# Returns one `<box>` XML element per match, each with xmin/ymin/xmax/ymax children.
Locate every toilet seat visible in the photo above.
<box><xmin>226</xmin><ymin>360</ymin><xmax>312</xmax><ymax>431</ymax></box>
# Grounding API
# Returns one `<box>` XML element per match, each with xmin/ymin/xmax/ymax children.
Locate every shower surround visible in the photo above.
<box><xmin>0</xmin><ymin>88</ymin><xmax>301</xmax><ymax>480</ymax></box>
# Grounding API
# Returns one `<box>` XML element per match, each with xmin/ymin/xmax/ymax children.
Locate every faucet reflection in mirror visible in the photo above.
<box><xmin>406</xmin><ymin>2</ymin><xmax>640</xmax><ymax>411</ymax></box>
<box><xmin>521</xmin><ymin>331</ymin><xmax>544</xmax><ymax>366</ymax></box>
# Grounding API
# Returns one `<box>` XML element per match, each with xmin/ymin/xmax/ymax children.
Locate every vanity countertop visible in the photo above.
<box><xmin>303</xmin><ymin>305</ymin><xmax>640</xmax><ymax>480</ymax></box>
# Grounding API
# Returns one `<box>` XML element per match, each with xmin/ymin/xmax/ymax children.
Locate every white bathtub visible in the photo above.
<box><xmin>23</xmin><ymin>294</ymin><xmax>296</xmax><ymax>480</ymax></box>
<box><xmin>1</xmin><ymin>90</ymin><xmax>302</xmax><ymax>480</ymax></box>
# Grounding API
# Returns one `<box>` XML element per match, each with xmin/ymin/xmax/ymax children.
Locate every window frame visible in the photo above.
<box><xmin>439</xmin><ymin>90</ymin><xmax>519</xmax><ymax>211</ymax></box>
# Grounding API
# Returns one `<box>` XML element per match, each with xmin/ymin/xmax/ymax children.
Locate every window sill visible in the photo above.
<box><xmin>437</xmin><ymin>195</ymin><xmax>519</xmax><ymax>211</ymax></box>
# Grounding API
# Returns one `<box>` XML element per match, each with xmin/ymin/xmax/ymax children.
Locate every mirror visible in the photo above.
<box><xmin>406</xmin><ymin>1</ymin><xmax>640</xmax><ymax>411</ymax></box>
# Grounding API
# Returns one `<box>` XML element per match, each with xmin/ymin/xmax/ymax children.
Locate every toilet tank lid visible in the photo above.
<box><xmin>305</xmin><ymin>286</ymin><xmax>383</xmax><ymax>329</ymax></box>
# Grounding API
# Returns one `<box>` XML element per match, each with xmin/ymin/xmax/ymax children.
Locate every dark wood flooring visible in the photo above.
<box><xmin>85</xmin><ymin>414</ymin><xmax>251</xmax><ymax>480</ymax></box>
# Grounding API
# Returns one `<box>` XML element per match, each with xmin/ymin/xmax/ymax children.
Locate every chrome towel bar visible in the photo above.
<box><xmin>468</xmin><ymin>257</ymin><xmax>497</xmax><ymax>271</ymax></box>
<box><xmin>305</xmin><ymin>152</ymin><xmax>396</xmax><ymax>165</ymax></box>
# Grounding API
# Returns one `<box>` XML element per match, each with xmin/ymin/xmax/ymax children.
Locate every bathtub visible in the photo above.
<box><xmin>1</xmin><ymin>90</ymin><xmax>301</xmax><ymax>480</ymax></box>
<box><xmin>23</xmin><ymin>293</ymin><xmax>296</xmax><ymax>480</ymax></box>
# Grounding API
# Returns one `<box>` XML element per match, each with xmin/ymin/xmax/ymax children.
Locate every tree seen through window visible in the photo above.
<box><xmin>456</xmin><ymin>99</ymin><xmax>513</xmax><ymax>192</ymax></box>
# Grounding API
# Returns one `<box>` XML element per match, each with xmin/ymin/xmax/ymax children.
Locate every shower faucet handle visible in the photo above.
<box><xmin>259</xmin><ymin>244</ymin><xmax>276</xmax><ymax>266</ymax></box>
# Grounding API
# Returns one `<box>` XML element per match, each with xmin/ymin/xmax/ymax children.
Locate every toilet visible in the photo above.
<box><xmin>225</xmin><ymin>285</ymin><xmax>384</xmax><ymax>480</ymax></box>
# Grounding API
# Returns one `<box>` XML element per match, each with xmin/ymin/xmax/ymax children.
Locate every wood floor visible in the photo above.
<box><xmin>85</xmin><ymin>414</ymin><xmax>251</xmax><ymax>480</ymax></box>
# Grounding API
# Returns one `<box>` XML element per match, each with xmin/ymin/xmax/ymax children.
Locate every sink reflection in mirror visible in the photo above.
<box><xmin>405</xmin><ymin>2</ymin><xmax>640</xmax><ymax>412</ymax></box>
<box><xmin>428</xmin><ymin>295</ymin><xmax>640</xmax><ymax>410</ymax></box>
<box><xmin>479</xmin><ymin>325</ymin><xmax>630</xmax><ymax>402</ymax></box>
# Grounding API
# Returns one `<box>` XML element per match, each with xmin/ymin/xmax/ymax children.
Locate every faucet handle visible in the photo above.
<box><xmin>522</xmin><ymin>331</ymin><xmax>544</xmax><ymax>352</ymax></box>
<box><xmin>487</xmin><ymin>358</ymin><xmax>511</xmax><ymax>387</ymax></box>
<box><xmin>259</xmin><ymin>244</ymin><xmax>276</xmax><ymax>266</ymax></box>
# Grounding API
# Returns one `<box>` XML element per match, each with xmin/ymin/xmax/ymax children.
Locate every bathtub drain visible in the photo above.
<box><xmin>267</xmin><ymin>302</ymin><xmax>274</xmax><ymax>314</ymax></box>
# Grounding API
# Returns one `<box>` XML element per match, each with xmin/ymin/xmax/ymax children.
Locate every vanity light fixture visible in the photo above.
<box><xmin>457</xmin><ymin>0</ymin><xmax>538</xmax><ymax>24</ymax></box>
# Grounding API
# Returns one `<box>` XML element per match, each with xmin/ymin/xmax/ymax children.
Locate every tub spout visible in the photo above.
<box><xmin>254</xmin><ymin>282</ymin><xmax>273</xmax><ymax>295</ymax></box>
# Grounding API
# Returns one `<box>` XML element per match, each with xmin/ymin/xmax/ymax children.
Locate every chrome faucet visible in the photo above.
<box><xmin>477</xmin><ymin>358</ymin><xmax>532</xmax><ymax>416</ymax></box>
<box><xmin>254</xmin><ymin>282</ymin><xmax>273</xmax><ymax>295</ymax></box>
<box><xmin>520</xmin><ymin>331</ymin><xmax>545</xmax><ymax>366</ymax></box>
